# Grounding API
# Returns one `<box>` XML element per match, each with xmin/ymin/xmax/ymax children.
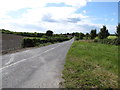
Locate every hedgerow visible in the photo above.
<box><xmin>94</xmin><ymin>38</ymin><xmax>120</xmax><ymax>45</ymax></box>
<box><xmin>22</xmin><ymin>37</ymin><xmax>70</xmax><ymax>48</ymax></box>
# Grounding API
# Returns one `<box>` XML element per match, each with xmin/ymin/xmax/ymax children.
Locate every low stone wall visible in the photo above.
<box><xmin>1</xmin><ymin>34</ymin><xmax>24</xmax><ymax>53</ymax></box>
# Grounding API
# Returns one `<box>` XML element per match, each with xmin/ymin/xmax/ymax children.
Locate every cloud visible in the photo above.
<box><xmin>0</xmin><ymin>0</ymin><xmax>89</xmax><ymax>12</ymax></box>
<box><xmin>0</xmin><ymin>0</ymin><xmax>116</xmax><ymax>34</ymax></box>
<box><xmin>67</xmin><ymin>18</ymin><xmax>81</xmax><ymax>23</ymax></box>
<box><xmin>46</xmin><ymin>2</ymin><xmax>72</xmax><ymax>7</ymax></box>
<box><xmin>83</xmin><ymin>10</ymin><xmax>87</xmax><ymax>14</ymax></box>
<box><xmin>106</xmin><ymin>25</ymin><xmax>116</xmax><ymax>34</ymax></box>
<box><xmin>92</xmin><ymin>0</ymin><xmax>119</xmax><ymax>2</ymax></box>
<box><xmin>42</xmin><ymin>14</ymin><xmax>57</xmax><ymax>23</ymax></box>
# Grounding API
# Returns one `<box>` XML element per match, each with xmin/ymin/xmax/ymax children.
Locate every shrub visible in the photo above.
<box><xmin>22</xmin><ymin>36</ymin><xmax>70</xmax><ymax>48</ymax></box>
<box><xmin>94</xmin><ymin>38</ymin><xmax>120</xmax><ymax>45</ymax></box>
<box><xmin>98</xmin><ymin>25</ymin><xmax>110</xmax><ymax>39</ymax></box>
<box><xmin>90</xmin><ymin>29</ymin><xmax>97</xmax><ymax>39</ymax></box>
<box><xmin>22</xmin><ymin>38</ymin><xmax>41</xmax><ymax>47</ymax></box>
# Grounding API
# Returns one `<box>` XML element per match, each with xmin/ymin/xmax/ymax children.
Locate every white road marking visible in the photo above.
<box><xmin>5</xmin><ymin>54</ymin><xmax>15</xmax><ymax>65</ymax></box>
<box><xmin>0</xmin><ymin>44</ymin><xmax>61</xmax><ymax>72</ymax></box>
<box><xmin>43</xmin><ymin>45</ymin><xmax>60</xmax><ymax>53</ymax></box>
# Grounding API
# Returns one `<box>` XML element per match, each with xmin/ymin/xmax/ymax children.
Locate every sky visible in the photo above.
<box><xmin>0</xmin><ymin>0</ymin><xmax>119</xmax><ymax>34</ymax></box>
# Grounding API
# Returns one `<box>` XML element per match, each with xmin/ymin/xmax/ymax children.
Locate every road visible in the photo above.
<box><xmin>0</xmin><ymin>38</ymin><xmax>74</xmax><ymax>88</ymax></box>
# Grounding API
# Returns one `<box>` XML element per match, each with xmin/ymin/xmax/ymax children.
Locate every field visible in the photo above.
<box><xmin>62</xmin><ymin>41</ymin><xmax>118</xmax><ymax>88</ymax></box>
<box><xmin>107</xmin><ymin>36</ymin><xmax>117</xmax><ymax>39</ymax></box>
<box><xmin>95</xmin><ymin>35</ymin><xmax>117</xmax><ymax>40</ymax></box>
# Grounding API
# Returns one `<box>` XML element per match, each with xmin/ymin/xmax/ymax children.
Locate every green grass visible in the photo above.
<box><xmin>95</xmin><ymin>36</ymin><xmax>117</xmax><ymax>40</ymax></box>
<box><xmin>107</xmin><ymin>36</ymin><xmax>117</xmax><ymax>39</ymax></box>
<box><xmin>62</xmin><ymin>41</ymin><xmax>118</xmax><ymax>88</ymax></box>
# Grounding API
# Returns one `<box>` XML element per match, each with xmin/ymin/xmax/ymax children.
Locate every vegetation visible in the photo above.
<box><xmin>62</xmin><ymin>41</ymin><xmax>118</xmax><ymax>88</ymax></box>
<box><xmin>94</xmin><ymin>24</ymin><xmax>120</xmax><ymax>45</ymax></box>
<box><xmin>0</xmin><ymin>29</ymin><xmax>45</xmax><ymax>37</ymax></box>
<box><xmin>98</xmin><ymin>25</ymin><xmax>110</xmax><ymax>39</ymax></box>
<box><xmin>116</xmin><ymin>23</ymin><xmax>120</xmax><ymax>38</ymax></box>
<box><xmin>74</xmin><ymin>24</ymin><xmax>120</xmax><ymax>46</ymax></box>
<box><xmin>107</xmin><ymin>35</ymin><xmax>117</xmax><ymax>39</ymax></box>
<box><xmin>85</xmin><ymin>33</ymin><xmax>90</xmax><ymax>39</ymax></box>
<box><xmin>75</xmin><ymin>32</ymin><xmax>85</xmax><ymax>40</ymax></box>
<box><xmin>74</xmin><ymin>26</ymin><xmax>110</xmax><ymax>41</ymax></box>
<box><xmin>79</xmin><ymin>33</ymin><xmax>85</xmax><ymax>39</ymax></box>
<box><xmin>46</xmin><ymin>30</ymin><xmax>53</xmax><ymax>36</ymax></box>
<box><xmin>1</xmin><ymin>23</ymin><xmax>119</xmax><ymax>89</ymax></box>
<box><xmin>22</xmin><ymin>35</ymin><xmax>71</xmax><ymax>48</ymax></box>
<box><xmin>90</xmin><ymin>29</ymin><xmax>97</xmax><ymax>39</ymax></box>
<box><xmin>94</xmin><ymin>38</ymin><xmax>120</xmax><ymax>45</ymax></box>
<box><xmin>1</xmin><ymin>29</ymin><xmax>73</xmax><ymax>51</ymax></box>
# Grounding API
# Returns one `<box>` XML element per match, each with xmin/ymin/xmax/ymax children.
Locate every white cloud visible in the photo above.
<box><xmin>83</xmin><ymin>10</ymin><xmax>87</xmax><ymax>14</ymax></box>
<box><xmin>106</xmin><ymin>25</ymin><xmax>116</xmax><ymax>34</ymax></box>
<box><xmin>0</xmin><ymin>0</ymin><xmax>89</xmax><ymax>12</ymax></box>
<box><xmin>0</xmin><ymin>0</ymin><xmax>116</xmax><ymax>34</ymax></box>
<box><xmin>91</xmin><ymin>0</ymin><xmax>119</xmax><ymax>2</ymax></box>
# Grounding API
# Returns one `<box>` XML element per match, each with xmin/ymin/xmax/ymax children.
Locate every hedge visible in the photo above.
<box><xmin>94</xmin><ymin>38</ymin><xmax>120</xmax><ymax>45</ymax></box>
<box><xmin>22</xmin><ymin>37</ymin><xmax>70</xmax><ymax>48</ymax></box>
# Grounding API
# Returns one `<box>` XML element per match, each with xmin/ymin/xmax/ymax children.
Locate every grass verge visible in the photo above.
<box><xmin>62</xmin><ymin>41</ymin><xmax>118</xmax><ymax>88</ymax></box>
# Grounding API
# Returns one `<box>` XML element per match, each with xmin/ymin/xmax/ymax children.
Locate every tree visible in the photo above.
<box><xmin>72</xmin><ymin>32</ymin><xmax>75</xmax><ymax>36</ymax></box>
<box><xmin>116</xmin><ymin>23</ymin><xmax>120</xmax><ymax>38</ymax></box>
<box><xmin>46</xmin><ymin>30</ymin><xmax>53</xmax><ymax>36</ymax></box>
<box><xmin>67</xmin><ymin>33</ymin><xmax>70</xmax><ymax>35</ymax></box>
<box><xmin>98</xmin><ymin>25</ymin><xmax>109</xmax><ymax>39</ymax></box>
<box><xmin>86</xmin><ymin>33</ymin><xmax>90</xmax><ymax>39</ymax></box>
<box><xmin>79</xmin><ymin>33</ymin><xmax>85</xmax><ymax>39</ymax></box>
<box><xmin>90</xmin><ymin>29</ymin><xmax>97</xmax><ymax>39</ymax></box>
<box><xmin>74</xmin><ymin>32</ymin><xmax>79</xmax><ymax>37</ymax></box>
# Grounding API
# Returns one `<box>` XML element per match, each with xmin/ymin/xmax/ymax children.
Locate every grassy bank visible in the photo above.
<box><xmin>62</xmin><ymin>41</ymin><xmax>118</xmax><ymax>88</ymax></box>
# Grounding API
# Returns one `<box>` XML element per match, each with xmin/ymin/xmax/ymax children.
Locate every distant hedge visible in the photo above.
<box><xmin>22</xmin><ymin>37</ymin><xmax>70</xmax><ymax>48</ymax></box>
<box><xmin>94</xmin><ymin>38</ymin><xmax>120</xmax><ymax>45</ymax></box>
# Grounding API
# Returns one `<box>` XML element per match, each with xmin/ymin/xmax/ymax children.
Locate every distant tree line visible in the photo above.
<box><xmin>74</xmin><ymin>24</ymin><xmax>120</xmax><ymax>40</ymax></box>
<box><xmin>1</xmin><ymin>23</ymin><xmax>120</xmax><ymax>45</ymax></box>
<box><xmin>22</xmin><ymin>30</ymin><xmax>72</xmax><ymax>48</ymax></box>
<box><xmin>0</xmin><ymin>29</ymin><xmax>73</xmax><ymax>38</ymax></box>
<box><xmin>0</xmin><ymin>29</ymin><xmax>45</xmax><ymax>37</ymax></box>
<box><xmin>73</xmin><ymin>24</ymin><xmax>120</xmax><ymax>45</ymax></box>
<box><xmin>0</xmin><ymin>29</ymin><xmax>73</xmax><ymax>48</ymax></box>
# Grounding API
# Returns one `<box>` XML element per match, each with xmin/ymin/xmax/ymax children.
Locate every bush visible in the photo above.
<box><xmin>22</xmin><ymin>36</ymin><xmax>70</xmax><ymax>48</ymax></box>
<box><xmin>98</xmin><ymin>25</ymin><xmax>110</xmax><ymax>39</ymax></box>
<box><xmin>94</xmin><ymin>38</ymin><xmax>120</xmax><ymax>45</ymax></box>
<box><xmin>22</xmin><ymin>38</ymin><xmax>41</xmax><ymax>48</ymax></box>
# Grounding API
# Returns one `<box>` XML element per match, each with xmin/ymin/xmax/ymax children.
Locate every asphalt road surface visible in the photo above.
<box><xmin>0</xmin><ymin>38</ymin><xmax>74</xmax><ymax>88</ymax></box>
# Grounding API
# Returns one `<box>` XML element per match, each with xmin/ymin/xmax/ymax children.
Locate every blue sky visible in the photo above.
<box><xmin>77</xmin><ymin>2</ymin><xmax>118</xmax><ymax>25</ymax></box>
<box><xmin>0</xmin><ymin>0</ymin><xmax>119</xmax><ymax>34</ymax></box>
<box><xmin>7</xmin><ymin>8</ymin><xmax>31</xmax><ymax>19</ymax></box>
